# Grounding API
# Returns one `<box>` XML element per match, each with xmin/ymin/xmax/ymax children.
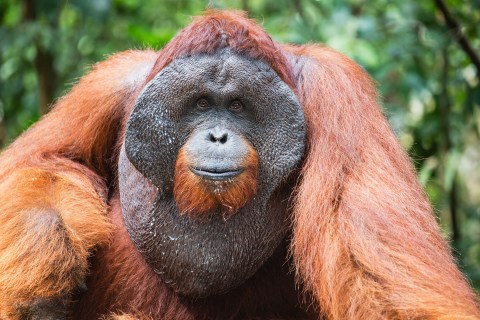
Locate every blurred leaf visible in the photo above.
<box><xmin>444</xmin><ymin>149</ymin><xmax>461</xmax><ymax>192</ymax></box>
<box><xmin>71</xmin><ymin>0</ymin><xmax>111</xmax><ymax>20</ymax></box>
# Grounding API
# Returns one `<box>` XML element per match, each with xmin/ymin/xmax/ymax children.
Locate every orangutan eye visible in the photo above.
<box><xmin>229</xmin><ymin>100</ymin><xmax>243</xmax><ymax>112</ymax></box>
<box><xmin>196</xmin><ymin>98</ymin><xmax>209</xmax><ymax>110</ymax></box>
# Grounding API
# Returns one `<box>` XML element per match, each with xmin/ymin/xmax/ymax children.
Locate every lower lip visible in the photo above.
<box><xmin>190</xmin><ymin>167</ymin><xmax>243</xmax><ymax>181</ymax></box>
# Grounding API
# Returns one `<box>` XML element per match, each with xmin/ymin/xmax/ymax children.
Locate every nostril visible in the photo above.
<box><xmin>219</xmin><ymin>133</ymin><xmax>228</xmax><ymax>144</ymax></box>
<box><xmin>208</xmin><ymin>131</ymin><xmax>228</xmax><ymax>144</ymax></box>
<box><xmin>209</xmin><ymin>133</ymin><xmax>217</xmax><ymax>143</ymax></box>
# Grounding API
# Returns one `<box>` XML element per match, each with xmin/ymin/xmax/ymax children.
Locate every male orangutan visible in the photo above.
<box><xmin>0</xmin><ymin>10</ymin><xmax>478</xmax><ymax>320</ymax></box>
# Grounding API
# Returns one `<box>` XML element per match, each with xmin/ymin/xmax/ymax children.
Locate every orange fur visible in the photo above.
<box><xmin>0</xmin><ymin>50</ymin><xmax>157</xmax><ymax>318</ymax></box>
<box><xmin>147</xmin><ymin>10</ymin><xmax>295</xmax><ymax>89</ymax></box>
<box><xmin>285</xmin><ymin>44</ymin><xmax>480</xmax><ymax>319</ymax></box>
<box><xmin>0</xmin><ymin>168</ymin><xmax>111</xmax><ymax>318</ymax></box>
<box><xmin>173</xmin><ymin>140</ymin><xmax>258</xmax><ymax>218</ymax></box>
<box><xmin>105</xmin><ymin>313</ymin><xmax>152</xmax><ymax>320</ymax></box>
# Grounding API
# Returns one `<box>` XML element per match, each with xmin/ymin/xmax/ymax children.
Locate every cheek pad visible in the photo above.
<box><xmin>125</xmin><ymin>50</ymin><xmax>305</xmax><ymax>189</ymax></box>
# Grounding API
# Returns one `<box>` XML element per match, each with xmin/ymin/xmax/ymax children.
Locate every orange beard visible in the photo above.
<box><xmin>173</xmin><ymin>143</ymin><xmax>258</xmax><ymax>219</ymax></box>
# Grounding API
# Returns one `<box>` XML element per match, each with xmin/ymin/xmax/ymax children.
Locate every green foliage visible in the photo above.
<box><xmin>1</xmin><ymin>0</ymin><xmax>479</xmax><ymax>289</ymax></box>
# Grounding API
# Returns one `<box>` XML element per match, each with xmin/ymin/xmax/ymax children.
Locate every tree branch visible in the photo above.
<box><xmin>433</xmin><ymin>0</ymin><xmax>480</xmax><ymax>75</ymax></box>
<box><xmin>439</xmin><ymin>47</ymin><xmax>459</xmax><ymax>245</ymax></box>
<box><xmin>22</xmin><ymin>0</ymin><xmax>57</xmax><ymax>115</ymax></box>
<box><xmin>241</xmin><ymin>0</ymin><xmax>249</xmax><ymax>12</ymax></box>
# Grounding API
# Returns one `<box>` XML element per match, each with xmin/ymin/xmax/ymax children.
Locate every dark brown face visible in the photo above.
<box><xmin>118</xmin><ymin>50</ymin><xmax>305</xmax><ymax>298</ymax></box>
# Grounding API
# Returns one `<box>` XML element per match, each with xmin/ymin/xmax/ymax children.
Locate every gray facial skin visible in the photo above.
<box><xmin>118</xmin><ymin>50</ymin><xmax>305</xmax><ymax>297</ymax></box>
<box><xmin>184</xmin><ymin>126</ymin><xmax>250</xmax><ymax>181</ymax></box>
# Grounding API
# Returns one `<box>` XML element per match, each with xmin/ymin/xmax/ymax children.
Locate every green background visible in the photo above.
<box><xmin>1</xmin><ymin>0</ymin><xmax>479</xmax><ymax>290</ymax></box>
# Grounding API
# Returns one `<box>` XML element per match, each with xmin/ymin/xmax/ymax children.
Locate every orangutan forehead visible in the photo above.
<box><xmin>173</xmin><ymin>50</ymin><xmax>277</xmax><ymax>80</ymax></box>
<box><xmin>147</xmin><ymin>51</ymin><xmax>281</xmax><ymax>96</ymax></box>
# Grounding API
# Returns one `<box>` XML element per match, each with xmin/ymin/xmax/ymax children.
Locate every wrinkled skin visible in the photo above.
<box><xmin>119</xmin><ymin>50</ymin><xmax>306</xmax><ymax>297</ymax></box>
